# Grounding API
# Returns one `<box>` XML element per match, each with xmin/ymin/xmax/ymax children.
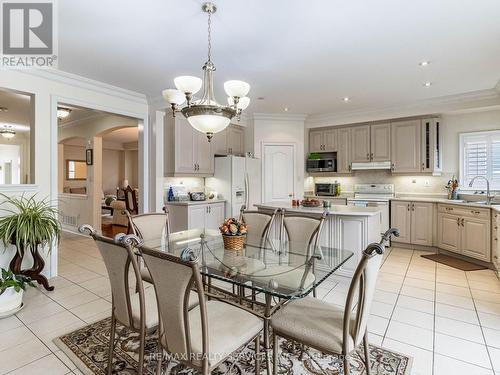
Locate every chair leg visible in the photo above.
<box><xmin>363</xmin><ymin>332</ymin><xmax>371</xmax><ymax>375</ymax></box>
<box><xmin>107</xmin><ymin>314</ymin><xmax>116</xmax><ymax>375</ymax></box>
<box><xmin>272</xmin><ymin>333</ymin><xmax>278</xmax><ymax>375</ymax></box>
<box><xmin>138</xmin><ymin>327</ymin><xmax>145</xmax><ymax>375</ymax></box>
<box><xmin>255</xmin><ymin>335</ymin><xmax>261</xmax><ymax>374</ymax></box>
<box><xmin>343</xmin><ymin>354</ymin><xmax>350</xmax><ymax>375</ymax></box>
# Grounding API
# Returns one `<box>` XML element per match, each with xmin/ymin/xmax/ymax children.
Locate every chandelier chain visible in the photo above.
<box><xmin>207</xmin><ymin>9</ymin><xmax>212</xmax><ymax>62</ymax></box>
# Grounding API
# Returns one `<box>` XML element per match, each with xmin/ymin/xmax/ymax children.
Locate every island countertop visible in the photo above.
<box><xmin>255</xmin><ymin>201</ymin><xmax>381</xmax><ymax>216</ymax></box>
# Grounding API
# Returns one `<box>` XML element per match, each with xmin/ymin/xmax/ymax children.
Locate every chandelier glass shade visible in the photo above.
<box><xmin>162</xmin><ymin>2</ymin><xmax>250</xmax><ymax>141</ymax></box>
<box><xmin>0</xmin><ymin>127</ymin><xmax>15</xmax><ymax>139</ymax></box>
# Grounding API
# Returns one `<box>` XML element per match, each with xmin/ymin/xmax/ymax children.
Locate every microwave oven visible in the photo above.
<box><xmin>306</xmin><ymin>152</ymin><xmax>337</xmax><ymax>173</ymax></box>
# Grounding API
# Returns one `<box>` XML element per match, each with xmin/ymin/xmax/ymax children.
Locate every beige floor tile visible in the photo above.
<box><xmin>403</xmin><ymin>276</ymin><xmax>435</xmax><ymax>290</ymax></box>
<box><xmin>468</xmin><ymin>279</ymin><xmax>500</xmax><ymax>293</ymax></box>
<box><xmin>0</xmin><ymin>338</ymin><xmax>50</xmax><ymax>374</ymax></box>
<box><xmin>391</xmin><ymin>306</ymin><xmax>434</xmax><ymax>330</ymax></box>
<box><xmin>483</xmin><ymin>327</ymin><xmax>500</xmax><ymax>349</ymax></box>
<box><xmin>55</xmin><ymin>290</ymin><xmax>101</xmax><ymax>309</ymax></box>
<box><xmin>435</xmin><ymin>302</ymin><xmax>479</xmax><ymax>324</ymax></box>
<box><xmin>0</xmin><ymin>315</ymin><xmax>23</xmax><ymax>333</ymax></box>
<box><xmin>435</xmin><ymin>316</ymin><xmax>485</xmax><ymax>344</ymax></box>
<box><xmin>396</xmin><ymin>295</ymin><xmax>434</xmax><ymax>314</ymax></box>
<box><xmin>436</xmin><ymin>275</ymin><xmax>469</xmax><ymax>288</ymax></box>
<box><xmin>27</xmin><ymin>311</ymin><xmax>84</xmax><ymax>337</ymax></box>
<box><xmin>435</xmin><ymin>291</ymin><xmax>475</xmax><ymax>310</ymax></box>
<box><xmin>472</xmin><ymin>290</ymin><xmax>500</xmax><ymax>304</ymax></box>
<box><xmin>400</xmin><ymin>284</ymin><xmax>435</xmax><ymax>301</ymax></box>
<box><xmin>382</xmin><ymin>338</ymin><xmax>433</xmax><ymax>375</ymax></box>
<box><xmin>69</xmin><ymin>298</ymin><xmax>111</xmax><ymax>321</ymax></box>
<box><xmin>0</xmin><ymin>325</ymin><xmax>38</xmax><ymax>352</ymax></box>
<box><xmin>53</xmin><ymin>350</ymin><xmax>77</xmax><ymax>371</ymax></box>
<box><xmin>367</xmin><ymin>332</ymin><xmax>383</xmax><ymax>346</ymax></box>
<box><xmin>367</xmin><ymin>314</ymin><xmax>389</xmax><ymax>336</ymax></box>
<box><xmin>436</xmin><ymin>282</ymin><xmax>472</xmax><ymax>297</ymax></box>
<box><xmin>435</xmin><ymin>333</ymin><xmax>491</xmax><ymax>368</ymax></box>
<box><xmin>370</xmin><ymin>300</ymin><xmax>394</xmax><ymax>319</ymax></box>
<box><xmin>16</xmin><ymin>299</ymin><xmax>66</xmax><ymax>324</ymax></box>
<box><xmin>385</xmin><ymin>321</ymin><xmax>433</xmax><ymax>350</ymax></box>
<box><xmin>475</xmin><ymin>300</ymin><xmax>500</xmax><ymax>316</ymax></box>
<box><xmin>406</xmin><ymin>269</ymin><xmax>436</xmax><ymax>281</ymax></box>
<box><xmin>8</xmin><ymin>354</ymin><xmax>70</xmax><ymax>375</ymax></box>
<box><xmin>45</xmin><ymin>284</ymin><xmax>86</xmax><ymax>301</ymax></box>
<box><xmin>376</xmin><ymin>279</ymin><xmax>403</xmax><ymax>293</ymax></box>
<box><xmin>489</xmin><ymin>346</ymin><xmax>500</xmax><ymax>373</ymax></box>
<box><xmin>433</xmin><ymin>354</ymin><xmax>494</xmax><ymax>375</ymax></box>
<box><xmin>373</xmin><ymin>289</ymin><xmax>399</xmax><ymax>305</ymax></box>
<box><xmin>478</xmin><ymin>311</ymin><xmax>500</xmax><ymax>330</ymax></box>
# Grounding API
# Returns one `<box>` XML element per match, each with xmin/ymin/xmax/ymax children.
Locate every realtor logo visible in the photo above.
<box><xmin>1</xmin><ymin>0</ymin><xmax>58</xmax><ymax>67</ymax></box>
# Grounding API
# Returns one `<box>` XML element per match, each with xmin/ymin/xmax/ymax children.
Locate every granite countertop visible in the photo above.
<box><xmin>390</xmin><ymin>196</ymin><xmax>500</xmax><ymax>210</ymax></box>
<box><xmin>255</xmin><ymin>202</ymin><xmax>381</xmax><ymax>216</ymax></box>
<box><xmin>165</xmin><ymin>199</ymin><xmax>226</xmax><ymax>206</ymax></box>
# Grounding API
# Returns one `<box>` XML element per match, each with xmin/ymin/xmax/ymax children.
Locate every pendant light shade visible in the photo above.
<box><xmin>174</xmin><ymin>76</ymin><xmax>203</xmax><ymax>94</ymax></box>
<box><xmin>187</xmin><ymin>115</ymin><xmax>231</xmax><ymax>135</ymax></box>
<box><xmin>228</xmin><ymin>96</ymin><xmax>251</xmax><ymax>110</ymax></box>
<box><xmin>224</xmin><ymin>80</ymin><xmax>250</xmax><ymax>98</ymax></box>
<box><xmin>162</xmin><ymin>89</ymin><xmax>186</xmax><ymax>105</ymax></box>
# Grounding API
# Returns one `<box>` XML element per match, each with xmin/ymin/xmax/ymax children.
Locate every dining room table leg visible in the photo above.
<box><xmin>263</xmin><ymin>293</ymin><xmax>273</xmax><ymax>374</ymax></box>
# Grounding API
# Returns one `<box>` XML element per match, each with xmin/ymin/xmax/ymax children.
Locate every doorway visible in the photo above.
<box><xmin>262</xmin><ymin>143</ymin><xmax>296</xmax><ymax>202</ymax></box>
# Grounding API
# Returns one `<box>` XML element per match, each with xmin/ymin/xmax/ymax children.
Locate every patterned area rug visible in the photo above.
<box><xmin>55</xmin><ymin>317</ymin><xmax>412</xmax><ymax>375</ymax></box>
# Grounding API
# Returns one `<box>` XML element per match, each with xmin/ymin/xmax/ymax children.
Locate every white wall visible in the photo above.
<box><xmin>0</xmin><ymin>69</ymin><xmax>148</xmax><ymax>277</ymax></box>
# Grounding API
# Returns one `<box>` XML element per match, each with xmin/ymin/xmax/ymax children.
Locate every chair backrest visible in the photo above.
<box><xmin>140</xmin><ymin>246</ymin><xmax>208</xmax><ymax>365</ymax></box>
<box><xmin>239</xmin><ymin>205</ymin><xmax>277</xmax><ymax>250</ymax></box>
<box><xmin>79</xmin><ymin>225</ymin><xmax>144</xmax><ymax>330</ymax></box>
<box><xmin>281</xmin><ymin>211</ymin><xmax>327</xmax><ymax>266</ymax></box>
<box><xmin>343</xmin><ymin>228</ymin><xmax>399</xmax><ymax>350</ymax></box>
<box><xmin>129</xmin><ymin>212</ymin><xmax>171</xmax><ymax>242</ymax></box>
<box><xmin>124</xmin><ymin>185</ymin><xmax>138</xmax><ymax>214</ymax></box>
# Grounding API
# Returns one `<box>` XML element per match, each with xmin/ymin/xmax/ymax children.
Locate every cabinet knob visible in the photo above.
<box><xmin>461</xmin><ymin>218</ymin><xmax>465</xmax><ymax>226</ymax></box>
<box><xmin>367</xmin><ymin>153</ymin><xmax>370</xmax><ymax>160</ymax></box>
<box><xmin>391</xmin><ymin>163</ymin><xmax>395</xmax><ymax>172</ymax></box>
<box><xmin>457</xmin><ymin>217</ymin><xmax>460</xmax><ymax>226</ymax></box>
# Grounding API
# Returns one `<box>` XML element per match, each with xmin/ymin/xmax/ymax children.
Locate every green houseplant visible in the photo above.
<box><xmin>0</xmin><ymin>193</ymin><xmax>61</xmax><ymax>291</ymax></box>
<box><xmin>0</xmin><ymin>268</ymin><xmax>34</xmax><ymax>316</ymax></box>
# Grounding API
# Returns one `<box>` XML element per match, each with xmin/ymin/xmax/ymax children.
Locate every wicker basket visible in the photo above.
<box><xmin>222</xmin><ymin>234</ymin><xmax>246</xmax><ymax>251</ymax></box>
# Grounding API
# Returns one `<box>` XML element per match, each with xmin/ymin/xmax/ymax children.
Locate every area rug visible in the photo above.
<box><xmin>421</xmin><ymin>253</ymin><xmax>487</xmax><ymax>271</ymax></box>
<box><xmin>54</xmin><ymin>317</ymin><xmax>412</xmax><ymax>374</ymax></box>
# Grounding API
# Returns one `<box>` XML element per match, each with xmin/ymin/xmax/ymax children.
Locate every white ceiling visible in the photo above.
<box><xmin>102</xmin><ymin>127</ymin><xmax>138</xmax><ymax>144</ymax></box>
<box><xmin>0</xmin><ymin>90</ymin><xmax>32</xmax><ymax>131</ymax></box>
<box><xmin>58</xmin><ymin>0</ymin><xmax>500</xmax><ymax>115</ymax></box>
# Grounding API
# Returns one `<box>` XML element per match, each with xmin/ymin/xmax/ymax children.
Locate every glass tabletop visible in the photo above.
<box><xmin>140</xmin><ymin>228</ymin><xmax>353</xmax><ymax>299</ymax></box>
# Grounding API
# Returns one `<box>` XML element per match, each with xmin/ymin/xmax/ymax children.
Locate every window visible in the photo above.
<box><xmin>460</xmin><ymin>130</ymin><xmax>500</xmax><ymax>190</ymax></box>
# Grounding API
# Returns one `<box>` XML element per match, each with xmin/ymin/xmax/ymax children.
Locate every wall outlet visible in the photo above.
<box><xmin>424</xmin><ymin>180</ymin><xmax>430</xmax><ymax>187</ymax></box>
<box><xmin>412</xmin><ymin>179</ymin><xmax>417</xmax><ymax>184</ymax></box>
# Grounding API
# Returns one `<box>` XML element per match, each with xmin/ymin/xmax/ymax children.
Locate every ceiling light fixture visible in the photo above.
<box><xmin>343</xmin><ymin>97</ymin><xmax>350</xmax><ymax>102</ymax></box>
<box><xmin>284</xmin><ymin>107</ymin><xmax>289</xmax><ymax>112</ymax></box>
<box><xmin>419</xmin><ymin>61</ymin><xmax>430</xmax><ymax>66</ymax></box>
<box><xmin>423</xmin><ymin>82</ymin><xmax>432</xmax><ymax>87</ymax></box>
<box><xmin>162</xmin><ymin>2</ymin><xmax>250</xmax><ymax>141</ymax></box>
<box><xmin>0</xmin><ymin>126</ymin><xmax>15</xmax><ymax>139</ymax></box>
<box><xmin>0</xmin><ymin>107</ymin><xmax>8</xmax><ymax>112</ymax></box>
<box><xmin>57</xmin><ymin>107</ymin><xmax>72</xmax><ymax>120</ymax></box>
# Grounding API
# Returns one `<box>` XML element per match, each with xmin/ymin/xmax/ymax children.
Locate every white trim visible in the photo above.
<box><xmin>21</xmin><ymin>69</ymin><xmax>147</xmax><ymax>104</ymax></box>
<box><xmin>253</xmin><ymin>113</ymin><xmax>307</xmax><ymax>122</ymax></box>
<box><xmin>0</xmin><ymin>184</ymin><xmax>39</xmax><ymax>192</ymax></box>
<box><xmin>261</xmin><ymin>142</ymin><xmax>297</xmax><ymax>202</ymax></box>
<box><xmin>496</xmin><ymin>79</ymin><xmax>500</xmax><ymax>94</ymax></box>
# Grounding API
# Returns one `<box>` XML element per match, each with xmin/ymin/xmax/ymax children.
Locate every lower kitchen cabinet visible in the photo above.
<box><xmin>165</xmin><ymin>202</ymin><xmax>225</xmax><ymax>232</ymax></box>
<box><xmin>437</xmin><ymin>213</ymin><xmax>461</xmax><ymax>253</ymax></box>
<box><xmin>461</xmin><ymin>217</ymin><xmax>490</xmax><ymax>261</ymax></box>
<box><xmin>492</xmin><ymin>212</ymin><xmax>500</xmax><ymax>273</ymax></box>
<box><xmin>390</xmin><ymin>200</ymin><xmax>433</xmax><ymax>246</ymax></box>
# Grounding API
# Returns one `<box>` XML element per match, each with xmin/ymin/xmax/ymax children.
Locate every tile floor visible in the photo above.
<box><xmin>1</xmin><ymin>231</ymin><xmax>500</xmax><ymax>375</ymax></box>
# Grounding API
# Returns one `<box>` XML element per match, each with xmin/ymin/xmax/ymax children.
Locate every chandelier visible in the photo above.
<box><xmin>0</xmin><ymin>125</ymin><xmax>15</xmax><ymax>139</ymax></box>
<box><xmin>162</xmin><ymin>2</ymin><xmax>250</xmax><ymax>141</ymax></box>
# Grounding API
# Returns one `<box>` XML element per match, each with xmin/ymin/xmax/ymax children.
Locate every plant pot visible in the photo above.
<box><xmin>0</xmin><ymin>287</ymin><xmax>23</xmax><ymax>316</ymax></box>
<box><xmin>222</xmin><ymin>234</ymin><xmax>246</xmax><ymax>251</ymax></box>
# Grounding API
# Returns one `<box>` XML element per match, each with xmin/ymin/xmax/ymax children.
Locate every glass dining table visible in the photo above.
<box><xmin>140</xmin><ymin>228</ymin><xmax>354</xmax><ymax>374</ymax></box>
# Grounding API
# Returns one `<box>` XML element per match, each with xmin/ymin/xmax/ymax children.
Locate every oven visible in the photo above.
<box><xmin>306</xmin><ymin>152</ymin><xmax>337</xmax><ymax>173</ymax></box>
<box><xmin>315</xmin><ymin>183</ymin><xmax>339</xmax><ymax>197</ymax></box>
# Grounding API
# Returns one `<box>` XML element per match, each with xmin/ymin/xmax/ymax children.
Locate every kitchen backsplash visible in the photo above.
<box><xmin>305</xmin><ymin>171</ymin><xmax>454</xmax><ymax>195</ymax></box>
<box><xmin>163</xmin><ymin>177</ymin><xmax>205</xmax><ymax>192</ymax></box>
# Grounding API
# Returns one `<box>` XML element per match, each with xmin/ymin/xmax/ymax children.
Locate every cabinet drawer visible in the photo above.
<box><xmin>438</xmin><ymin>204</ymin><xmax>490</xmax><ymax>219</ymax></box>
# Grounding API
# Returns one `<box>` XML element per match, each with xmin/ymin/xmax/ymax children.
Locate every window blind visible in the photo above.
<box><xmin>461</xmin><ymin>131</ymin><xmax>500</xmax><ymax>190</ymax></box>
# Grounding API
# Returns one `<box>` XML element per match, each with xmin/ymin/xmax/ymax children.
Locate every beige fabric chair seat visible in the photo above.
<box><xmin>251</xmin><ymin>265</ymin><xmax>315</xmax><ymax>291</ymax></box>
<box><xmin>111</xmin><ymin>200</ymin><xmax>128</xmax><ymax>226</ymax></box>
<box><xmin>129</xmin><ymin>287</ymin><xmax>160</xmax><ymax>329</ymax></box>
<box><xmin>184</xmin><ymin>300</ymin><xmax>262</xmax><ymax>367</ymax></box>
<box><xmin>271</xmin><ymin>297</ymin><xmax>355</xmax><ymax>354</ymax></box>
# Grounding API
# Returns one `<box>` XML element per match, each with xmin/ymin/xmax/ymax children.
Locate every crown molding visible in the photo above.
<box><xmin>306</xmin><ymin>87</ymin><xmax>500</xmax><ymax>127</ymax></box>
<box><xmin>19</xmin><ymin>69</ymin><xmax>148</xmax><ymax>104</ymax></box>
<box><xmin>496</xmin><ymin>79</ymin><xmax>500</xmax><ymax>93</ymax></box>
<box><xmin>252</xmin><ymin>112</ymin><xmax>307</xmax><ymax>122</ymax></box>
<box><xmin>58</xmin><ymin>113</ymin><xmax>107</xmax><ymax>129</ymax></box>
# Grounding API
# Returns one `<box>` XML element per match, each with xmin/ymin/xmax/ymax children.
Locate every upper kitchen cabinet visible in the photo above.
<box><xmin>309</xmin><ymin>128</ymin><xmax>337</xmax><ymax>152</ymax></box>
<box><xmin>351</xmin><ymin>123</ymin><xmax>391</xmax><ymax>163</ymax></box>
<box><xmin>213</xmin><ymin>124</ymin><xmax>245</xmax><ymax>155</ymax></box>
<box><xmin>391</xmin><ymin>119</ymin><xmax>421</xmax><ymax>173</ymax></box>
<box><xmin>164</xmin><ymin>116</ymin><xmax>214</xmax><ymax>177</ymax></box>
<box><xmin>351</xmin><ymin>125</ymin><xmax>371</xmax><ymax>162</ymax></box>
<box><xmin>421</xmin><ymin>118</ymin><xmax>442</xmax><ymax>174</ymax></box>
<box><xmin>337</xmin><ymin>127</ymin><xmax>352</xmax><ymax>173</ymax></box>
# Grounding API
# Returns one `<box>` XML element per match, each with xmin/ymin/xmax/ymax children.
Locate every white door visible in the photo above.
<box><xmin>263</xmin><ymin>144</ymin><xmax>295</xmax><ymax>202</ymax></box>
<box><xmin>390</xmin><ymin>201</ymin><xmax>411</xmax><ymax>244</ymax></box>
<box><xmin>411</xmin><ymin>202</ymin><xmax>433</xmax><ymax>246</ymax></box>
<box><xmin>188</xmin><ymin>205</ymin><xmax>207</xmax><ymax>229</ymax></box>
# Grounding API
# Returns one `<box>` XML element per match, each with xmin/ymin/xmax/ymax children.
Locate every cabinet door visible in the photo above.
<box><xmin>194</xmin><ymin>131</ymin><xmax>214</xmax><ymax>174</ymax></box>
<box><xmin>323</xmin><ymin>129</ymin><xmax>337</xmax><ymax>152</ymax></box>
<box><xmin>351</xmin><ymin>125</ymin><xmax>371</xmax><ymax>163</ymax></box>
<box><xmin>212</xmin><ymin>129</ymin><xmax>227</xmax><ymax>155</ymax></box>
<box><xmin>337</xmin><ymin>128</ymin><xmax>352</xmax><ymax>173</ymax></box>
<box><xmin>462</xmin><ymin>217</ymin><xmax>490</xmax><ymax>261</ymax></box>
<box><xmin>437</xmin><ymin>213</ymin><xmax>461</xmax><ymax>253</ymax></box>
<box><xmin>391</xmin><ymin>201</ymin><xmax>411</xmax><ymax>244</ymax></box>
<box><xmin>391</xmin><ymin>120</ymin><xmax>421</xmax><ymax>173</ymax></box>
<box><xmin>371</xmin><ymin>123</ymin><xmax>391</xmax><ymax>162</ymax></box>
<box><xmin>188</xmin><ymin>205</ymin><xmax>207</xmax><ymax>229</ymax></box>
<box><xmin>411</xmin><ymin>202</ymin><xmax>433</xmax><ymax>246</ymax></box>
<box><xmin>227</xmin><ymin>125</ymin><xmax>244</xmax><ymax>154</ymax></box>
<box><xmin>309</xmin><ymin>130</ymin><xmax>324</xmax><ymax>152</ymax></box>
<box><xmin>205</xmin><ymin>202</ymin><xmax>225</xmax><ymax>230</ymax></box>
<box><xmin>175</xmin><ymin>118</ymin><xmax>196</xmax><ymax>173</ymax></box>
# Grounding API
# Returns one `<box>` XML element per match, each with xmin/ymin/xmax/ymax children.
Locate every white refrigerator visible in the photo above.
<box><xmin>206</xmin><ymin>156</ymin><xmax>262</xmax><ymax>218</ymax></box>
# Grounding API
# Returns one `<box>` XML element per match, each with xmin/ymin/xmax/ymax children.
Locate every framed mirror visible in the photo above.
<box><xmin>66</xmin><ymin>159</ymin><xmax>87</xmax><ymax>180</ymax></box>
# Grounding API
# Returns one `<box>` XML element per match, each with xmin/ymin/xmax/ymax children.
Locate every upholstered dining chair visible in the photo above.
<box><xmin>124</xmin><ymin>185</ymin><xmax>139</xmax><ymax>215</ymax></box>
<box><xmin>78</xmin><ymin>225</ymin><xmax>159</xmax><ymax>375</ymax></box>
<box><xmin>140</xmin><ymin>246</ymin><xmax>263</xmax><ymax>375</ymax></box>
<box><xmin>270</xmin><ymin>228</ymin><xmax>400</xmax><ymax>375</ymax></box>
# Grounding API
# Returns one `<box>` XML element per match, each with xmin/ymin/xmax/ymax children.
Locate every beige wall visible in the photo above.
<box><xmin>102</xmin><ymin>148</ymin><xmax>124</xmax><ymax>194</ymax></box>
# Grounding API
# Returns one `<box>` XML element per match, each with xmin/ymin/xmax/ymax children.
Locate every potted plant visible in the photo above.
<box><xmin>0</xmin><ymin>194</ymin><xmax>60</xmax><ymax>291</ymax></box>
<box><xmin>0</xmin><ymin>268</ymin><xmax>34</xmax><ymax>316</ymax></box>
<box><xmin>219</xmin><ymin>217</ymin><xmax>247</xmax><ymax>251</ymax></box>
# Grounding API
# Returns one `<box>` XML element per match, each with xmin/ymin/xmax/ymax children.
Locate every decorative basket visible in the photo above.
<box><xmin>222</xmin><ymin>234</ymin><xmax>246</xmax><ymax>251</ymax></box>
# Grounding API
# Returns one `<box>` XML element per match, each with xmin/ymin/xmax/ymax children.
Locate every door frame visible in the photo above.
<box><xmin>261</xmin><ymin>142</ymin><xmax>297</xmax><ymax>202</ymax></box>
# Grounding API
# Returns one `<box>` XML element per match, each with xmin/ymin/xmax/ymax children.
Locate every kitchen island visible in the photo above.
<box><xmin>255</xmin><ymin>202</ymin><xmax>382</xmax><ymax>277</ymax></box>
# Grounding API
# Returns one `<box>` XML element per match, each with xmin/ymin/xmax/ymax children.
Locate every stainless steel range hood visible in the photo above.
<box><xmin>350</xmin><ymin>161</ymin><xmax>392</xmax><ymax>170</ymax></box>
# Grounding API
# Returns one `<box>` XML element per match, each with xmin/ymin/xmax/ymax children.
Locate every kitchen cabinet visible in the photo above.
<box><xmin>165</xmin><ymin>201</ymin><xmax>226</xmax><ymax>232</ymax></box>
<box><xmin>421</xmin><ymin>118</ymin><xmax>442</xmax><ymax>174</ymax></box>
<box><xmin>212</xmin><ymin>124</ymin><xmax>245</xmax><ymax>155</ymax></box>
<box><xmin>212</xmin><ymin>130</ymin><xmax>227</xmax><ymax>155</ymax></box>
<box><xmin>309</xmin><ymin>128</ymin><xmax>337</xmax><ymax>152</ymax></box>
<box><xmin>371</xmin><ymin>123</ymin><xmax>391</xmax><ymax>162</ymax></box>
<box><xmin>436</xmin><ymin>204</ymin><xmax>491</xmax><ymax>261</ymax></box>
<box><xmin>351</xmin><ymin>125</ymin><xmax>371</xmax><ymax>162</ymax></box>
<box><xmin>492</xmin><ymin>212</ymin><xmax>500</xmax><ymax>274</ymax></box>
<box><xmin>391</xmin><ymin>120</ymin><xmax>421</xmax><ymax>173</ymax></box>
<box><xmin>391</xmin><ymin>200</ymin><xmax>433</xmax><ymax>246</ymax></box>
<box><xmin>164</xmin><ymin>117</ymin><xmax>214</xmax><ymax>176</ymax></box>
<box><xmin>337</xmin><ymin>127</ymin><xmax>352</xmax><ymax>173</ymax></box>
<box><xmin>391</xmin><ymin>201</ymin><xmax>411</xmax><ymax>244</ymax></box>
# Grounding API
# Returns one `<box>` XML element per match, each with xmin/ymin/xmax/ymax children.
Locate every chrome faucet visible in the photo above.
<box><xmin>469</xmin><ymin>176</ymin><xmax>492</xmax><ymax>205</ymax></box>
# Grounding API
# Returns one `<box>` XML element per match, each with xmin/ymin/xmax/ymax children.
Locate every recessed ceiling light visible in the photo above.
<box><xmin>343</xmin><ymin>97</ymin><xmax>350</xmax><ymax>102</ymax></box>
<box><xmin>57</xmin><ymin>107</ymin><xmax>72</xmax><ymax>120</ymax></box>
<box><xmin>419</xmin><ymin>61</ymin><xmax>430</xmax><ymax>66</ymax></box>
<box><xmin>423</xmin><ymin>82</ymin><xmax>432</xmax><ymax>87</ymax></box>
<box><xmin>284</xmin><ymin>107</ymin><xmax>289</xmax><ymax>112</ymax></box>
